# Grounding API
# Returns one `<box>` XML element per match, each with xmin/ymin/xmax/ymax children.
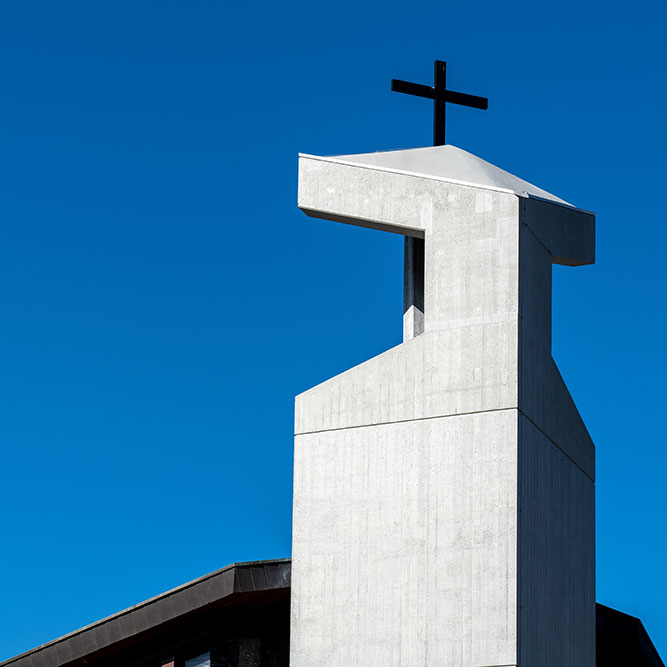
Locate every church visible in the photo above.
<box><xmin>2</xmin><ymin>63</ymin><xmax>663</xmax><ymax>667</ymax></box>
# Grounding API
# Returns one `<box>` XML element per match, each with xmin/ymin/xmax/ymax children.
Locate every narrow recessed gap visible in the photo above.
<box><xmin>403</xmin><ymin>236</ymin><xmax>425</xmax><ymax>341</ymax></box>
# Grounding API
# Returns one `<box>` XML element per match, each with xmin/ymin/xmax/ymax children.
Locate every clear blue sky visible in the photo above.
<box><xmin>1</xmin><ymin>0</ymin><xmax>665</xmax><ymax>661</ymax></box>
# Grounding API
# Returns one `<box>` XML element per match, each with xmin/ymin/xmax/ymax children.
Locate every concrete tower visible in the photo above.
<box><xmin>291</xmin><ymin>145</ymin><xmax>596</xmax><ymax>667</ymax></box>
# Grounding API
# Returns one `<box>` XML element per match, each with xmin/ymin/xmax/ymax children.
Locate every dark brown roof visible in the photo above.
<box><xmin>1</xmin><ymin>558</ymin><xmax>291</xmax><ymax>667</ymax></box>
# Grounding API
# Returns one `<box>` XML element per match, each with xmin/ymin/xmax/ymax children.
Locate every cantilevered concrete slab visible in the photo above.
<box><xmin>312</xmin><ymin>144</ymin><xmax>571</xmax><ymax>204</ymax></box>
<box><xmin>292</xmin><ymin>145</ymin><xmax>596</xmax><ymax>667</ymax></box>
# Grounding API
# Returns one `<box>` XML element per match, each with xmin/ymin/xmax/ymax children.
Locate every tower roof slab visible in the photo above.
<box><xmin>303</xmin><ymin>144</ymin><xmax>575</xmax><ymax>208</ymax></box>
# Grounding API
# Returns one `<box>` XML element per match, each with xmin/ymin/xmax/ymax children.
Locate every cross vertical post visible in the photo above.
<box><xmin>433</xmin><ymin>60</ymin><xmax>446</xmax><ymax>146</ymax></box>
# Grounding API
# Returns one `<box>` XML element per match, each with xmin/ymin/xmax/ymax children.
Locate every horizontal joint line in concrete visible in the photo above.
<box><xmin>517</xmin><ymin>409</ymin><xmax>595</xmax><ymax>483</ymax></box>
<box><xmin>295</xmin><ymin>406</ymin><xmax>518</xmax><ymax>436</ymax></box>
<box><xmin>295</xmin><ymin>408</ymin><xmax>594</xmax><ymax>481</ymax></box>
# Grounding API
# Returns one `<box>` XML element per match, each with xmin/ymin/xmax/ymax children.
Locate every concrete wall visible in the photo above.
<box><xmin>292</xmin><ymin>411</ymin><xmax>519</xmax><ymax>666</ymax></box>
<box><xmin>518</xmin><ymin>415</ymin><xmax>595</xmax><ymax>666</ymax></box>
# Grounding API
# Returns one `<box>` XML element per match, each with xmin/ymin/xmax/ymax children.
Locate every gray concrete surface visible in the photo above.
<box><xmin>292</xmin><ymin>145</ymin><xmax>596</xmax><ymax>667</ymax></box>
<box><xmin>314</xmin><ymin>145</ymin><xmax>571</xmax><ymax>205</ymax></box>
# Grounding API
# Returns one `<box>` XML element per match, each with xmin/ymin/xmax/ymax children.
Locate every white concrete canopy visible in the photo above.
<box><xmin>315</xmin><ymin>144</ymin><xmax>571</xmax><ymax>205</ymax></box>
<box><xmin>298</xmin><ymin>144</ymin><xmax>594</xmax><ymax>267</ymax></box>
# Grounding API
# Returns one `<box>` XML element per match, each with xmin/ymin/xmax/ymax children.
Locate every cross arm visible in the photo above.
<box><xmin>391</xmin><ymin>79</ymin><xmax>435</xmax><ymax>99</ymax></box>
<box><xmin>445</xmin><ymin>89</ymin><xmax>488</xmax><ymax>110</ymax></box>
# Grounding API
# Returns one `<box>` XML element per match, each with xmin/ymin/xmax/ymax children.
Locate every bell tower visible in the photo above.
<box><xmin>291</xmin><ymin>143</ymin><xmax>596</xmax><ymax>667</ymax></box>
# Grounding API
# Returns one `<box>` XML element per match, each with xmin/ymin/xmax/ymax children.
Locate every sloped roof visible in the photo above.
<box><xmin>323</xmin><ymin>144</ymin><xmax>572</xmax><ymax>207</ymax></box>
<box><xmin>0</xmin><ymin>559</ymin><xmax>291</xmax><ymax>667</ymax></box>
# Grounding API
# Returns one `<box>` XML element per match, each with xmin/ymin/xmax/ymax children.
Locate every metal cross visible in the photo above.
<box><xmin>391</xmin><ymin>60</ymin><xmax>488</xmax><ymax>146</ymax></box>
